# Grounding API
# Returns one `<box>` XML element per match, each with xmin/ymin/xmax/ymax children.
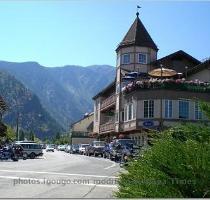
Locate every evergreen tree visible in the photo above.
<box><xmin>19</xmin><ymin>130</ymin><xmax>25</xmax><ymax>141</ymax></box>
<box><xmin>30</xmin><ymin>131</ymin><xmax>35</xmax><ymax>141</ymax></box>
<box><xmin>55</xmin><ymin>132</ymin><xmax>61</xmax><ymax>140</ymax></box>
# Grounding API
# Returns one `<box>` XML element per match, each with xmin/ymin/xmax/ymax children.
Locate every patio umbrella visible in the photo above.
<box><xmin>126</xmin><ymin>72</ymin><xmax>139</xmax><ymax>78</ymax></box>
<box><xmin>122</xmin><ymin>76</ymin><xmax>135</xmax><ymax>81</ymax></box>
<box><xmin>148</xmin><ymin>67</ymin><xmax>177</xmax><ymax>78</ymax></box>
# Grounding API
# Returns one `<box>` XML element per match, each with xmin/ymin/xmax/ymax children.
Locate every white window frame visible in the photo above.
<box><xmin>128</xmin><ymin>103</ymin><xmax>133</xmax><ymax>121</ymax></box>
<box><xmin>165</xmin><ymin>100</ymin><xmax>173</xmax><ymax>118</ymax></box>
<box><xmin>138</xmin><ymin>53</ymin><xmax>147</xmax><ymax>64</ymax></box>
<box><xmin>124</xmin><ymin>102</ymin><xmax>135</xmax><ymax>122</ymax></box>
<box><xmin>178</xmin><ymin>100</ymin><xmax>189</xmax><ymax>119</ymax></box>
<box><xmin>124</xmin><ymin>106</ymin><xmax>128</xmax><ymax>121</ymax></box>
<box><xmin>120</xmin><ymin>110</ymin><xmax>124</xmax><ymax>122</ymax></box>
<box><xmin>117</xmin><ymin>54</ymin><xmax>121</xmax><ymax>67</ymax></box>
<box><xmin>194</xmin><ymin>102</ymin><xmax>202</xmax><ymax>120</ymax></box>
<box><xmin>144</xmin><ymin>100</ymin><xmax>154</xmax><ymax>118</ymax></box>
<box><xmin>122</xmin><ymin>54</ymin><xmax>130</xmax><ymax>64</ymax></box>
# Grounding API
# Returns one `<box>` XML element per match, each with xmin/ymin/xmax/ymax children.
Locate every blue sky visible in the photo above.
<box><xmin>0</xmin><ymin>1</ymin><xmax>209</xmax><ymax>67</ymax></box>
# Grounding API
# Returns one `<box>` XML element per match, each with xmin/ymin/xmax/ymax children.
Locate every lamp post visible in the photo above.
<box><xmin>159</xmin><ymin>64</ymin><xmax>163</xmax><ymax>131</ymax></box>
<box><xmin>185</xmin><ymin>66</ymin><xmax>188</xmax><ymax>79</ymax></box>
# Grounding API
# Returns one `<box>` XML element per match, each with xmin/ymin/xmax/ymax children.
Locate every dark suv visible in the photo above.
<box><xmin>109</xmin><ymin>139</ymin><xmax>138</xmax><ymax>162</ymax></box>
<box><xmin>86</xmin><ymin>141</ymin><xmax>105</xmax><ymax>157</ymax></box>
<box><xmin>103</xmin><ymin>143</ymin><xmax>113</xmax><ymax>159</ymax></box>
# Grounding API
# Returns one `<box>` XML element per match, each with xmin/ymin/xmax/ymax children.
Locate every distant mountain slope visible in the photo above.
<box><xmin>0</xmin><ymin>61</ymin><xmax>115</xmax><ymax>129</ymax></box>
<box><xmin>0</xmin><ymin>70</ymin><xmax>63</xmax><ymax>139</ymax></box>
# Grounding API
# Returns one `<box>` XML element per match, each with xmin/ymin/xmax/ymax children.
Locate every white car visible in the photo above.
<box><xmin>46</xmin><ymin>145</ymin><xmax>54</xmax><ymax>152</ymax></box>
<box><xmin>79</xmin><ymin>144</ymin><xmax>89</xmax><ymax>154</ymax></box>
<box><xmin>65</xmin><ymin>145</ymin><xmax>71</xmax><ymax>153</ymax></box>
<box><xmin>15</xmin><ymin>141</ymin><xmax>43</xmax><ymax>159</ymax></box>
<box><xmin>57</xmin><ymin>145</ymin><xmax>66</xmax><ymax>151</ymax></box>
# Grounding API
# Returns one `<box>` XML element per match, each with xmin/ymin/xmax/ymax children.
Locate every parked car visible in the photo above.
<box><xmin>15</xmin><ymin>141</ymin><xmax>43</xmax><ymax>159</ymax></box>
<box><xmin>65</xmin><ymin>145</ymin><xmax>71</xmax><ymax>153</ymax></box>
<box><xmin>103</xmin><ymin>142</ymin><xmax>113</xmax><ymax>159</ymax></box>
<box><xmin>109</xmin><ymin>139</ymin><xmax>138</xmax><ymax>162</ymax></box>
<box><xmin>79</xmin><ymin>144</ymin><xmax>89</xmax><ymax>154</ymax></box>
<box><xmin>46</xmin><ymin>144</ymin><xmax>54</xmax><ymax>152</ymax></box>
<box><xmin>70</xmin><ymin>144</ymin><xmax>80</xmax><ymax>154</ymax></box>
<box><xmin>57</xmin><ymin>145</ymin><xmax>66</xmax><ymax>151</ymax></box>
<box><xmin>0</xmin><ymin>145</ymin><xmax>20</xmax><ymax>161</ymax></box>
<box><xmin>86</xmin><ymin>141</ymin><xmax>105</xmax><ymax>157</ymax></box>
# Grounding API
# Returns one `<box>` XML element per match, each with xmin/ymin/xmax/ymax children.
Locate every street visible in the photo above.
<box><xmin>0</xmin><ymin>150</ymin><xmax>121</xmax><ymax>198</ymax></box>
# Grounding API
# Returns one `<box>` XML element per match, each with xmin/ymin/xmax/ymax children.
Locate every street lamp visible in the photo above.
<box><xmin>159</xmin><ymin>64</ymin><xmax>164</xmax><ymax>131</ymax></box>
<box><xmin>185</xmin><ymin>66</ymin><xmax>188</xmax><ymax>79</ymax></box>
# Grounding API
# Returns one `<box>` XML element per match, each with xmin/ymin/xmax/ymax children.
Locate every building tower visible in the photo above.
<box><xmin>115</xmin><ymin>12</ymin><xmax>158</xmax><ymax>133</ymax></box>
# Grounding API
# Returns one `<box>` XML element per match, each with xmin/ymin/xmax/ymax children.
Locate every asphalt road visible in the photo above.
<box><xmin>0</xmin><ymin>150</ymin><xmax>122</xmax><ymax>198</ymax></box>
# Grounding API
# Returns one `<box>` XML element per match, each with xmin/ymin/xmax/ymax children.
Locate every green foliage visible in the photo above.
<box><xmin>0</xmin><ymin>125</ymin><xmax>15</xmax><ymax>144</ymax></box>
<box><xmin>116</xmin><ymin>124</ymin><xmax>210</xmax><ymax>198</ymax></box>
<box><xmin>5</xmin><ymin>126</ymin><xmax>16</xmax><ymax>141</ymax></box>
<box><xmin>55</xmin><ymin>132</ymin><xmax>61</xmax><ymax>140</ymax></box>
<box><xmin>200</xmin><ymin>101</ymin><xmax>210</xmax><ymax>120</ymax></box>
<box><xmin>51</xmin><ymin>132</ymin><xmax>69</xmax><ymax>145</ymax></box>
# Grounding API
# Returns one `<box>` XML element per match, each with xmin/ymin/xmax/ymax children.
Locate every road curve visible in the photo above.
<box><xmin>0</xmin><ymin>150</ymin><xmax>122</xmax><ymax>198</ymax></box>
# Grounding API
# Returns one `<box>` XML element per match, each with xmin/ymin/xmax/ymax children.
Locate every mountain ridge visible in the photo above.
<box><xmin>0</xmin><ymin>61</ymin><xmax>115</xmax><ymax>129</ymax></box>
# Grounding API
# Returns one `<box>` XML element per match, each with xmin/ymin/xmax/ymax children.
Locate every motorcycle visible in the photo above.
<box><xmin>0</xmin><ymin>146</ymin><xmax>19</xmax><ymax>161</ymax></box>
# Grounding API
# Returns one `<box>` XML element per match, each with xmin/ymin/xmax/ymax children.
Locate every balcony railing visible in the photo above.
<box><xmin>122</xmin><ymin>79</ymin><xmax>210</xmax><ymax>94</ymax></box>
<box><xmin>99</xmin><ymin>122</ymin><xmax>115</xmax><ymax>133</ymax></box>
<box><xmin>101</xmin><ymin>94</ymin><xmax>116</xmax><ymax>110</ymax></box>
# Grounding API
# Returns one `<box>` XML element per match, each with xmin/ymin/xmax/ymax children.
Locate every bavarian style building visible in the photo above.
<box><xmin>93</xmin><ymin>12</ymin><xmax>210</xmax><ymax>146</ymax></box>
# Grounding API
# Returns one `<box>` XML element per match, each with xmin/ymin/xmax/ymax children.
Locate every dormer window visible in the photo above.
<box><xmin>138</xmin><ymin>53</ymin><xmax>147</xmax><ymax>64</ymax></box>
<box><xmin>122</xmin><ymin>54</ymin><xmax>130</xmax><ymax>64</ymax></box>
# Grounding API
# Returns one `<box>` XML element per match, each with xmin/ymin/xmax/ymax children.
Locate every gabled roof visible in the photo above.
<box><xmin>116</xmin><ymin>13</ymin><xmax>158</xmax><ymax>52</ymax></box>
<box><xmin>71</xmin><ymin>112</ymin><xmax>93</xmax><ymax>127</ymax></box>
<box><xmin>151</xmin><ymin>50</ymin><xmax>201</xmax><ymax>73</ymax></box>
<box><xmin>152</xmin><ymin>50</ymin><xmax>200</xmax><ymax>66</ymax></box>
<box><xmin>187</xmin><ymin>58</ymin><xmax>210</xmax><ymax>76</ymax></box>
<box><xmin>92</xmin><ymin>80</ymin><xmax>116</xmax><ymax>100</ymax></box>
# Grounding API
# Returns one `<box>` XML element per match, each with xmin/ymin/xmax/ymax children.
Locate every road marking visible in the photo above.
<box><xmin>0</xmin><ymin>169</ymin><xmax>118</xmax><ymax>179</ymax></box>
<box><xmin>0</xmin><ymin>175</ymin><xmax>118</xmax><ymax>188</ymax></box>
<box><xmin>104</xmin><ymin>162</ymin><xmax>116</xmax><ymax>170</ymax></box>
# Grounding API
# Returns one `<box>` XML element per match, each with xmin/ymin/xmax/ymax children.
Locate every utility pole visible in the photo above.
<box><xmin>185</xmin><ymin>66</ymin><xmax>188</xmax><ymax>79</ymax></box>
<box><xmin>159</xmin><ymin>64</ymin><xmax>163</xmax><ymax>131</ymax></box>
<box><xmin>16</xmin><ymin>111</ymin><xmax>19</xmax><ymax>141</ymax></box>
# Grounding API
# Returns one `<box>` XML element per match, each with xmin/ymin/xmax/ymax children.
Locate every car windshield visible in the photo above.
<box><xmin>117</xmin><ymin>139</ymin><xmax>136</xmax><ymax>148</ymax></box>
<box><xmin>93</xmin><ymin>141</ymin><xmax>105</xmax><ymax>147</ymax></box>
<box><xmin>81</xmin><ymin>144</ymin><xmax>89</xmax><ymax>147</ymax></box>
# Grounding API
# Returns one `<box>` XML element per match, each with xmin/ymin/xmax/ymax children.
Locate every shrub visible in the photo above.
<box><xmin>116</xmin><ymin>124</ymin><xmax>210</xmax><ymax>198</ymax></box>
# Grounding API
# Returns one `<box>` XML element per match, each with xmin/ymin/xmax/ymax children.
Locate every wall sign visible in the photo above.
<box><xmin>143</xmin><ymin>120</ymin><xmax>154</xmax><ymax>127</ymax></box>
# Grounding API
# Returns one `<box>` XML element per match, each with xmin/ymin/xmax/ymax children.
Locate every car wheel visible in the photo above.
<box><xmin>23</xmin><ymin>153</ymin><xmax>27</xmax><ymax>160</ymax></box>
<box><xmin>110</xmin><ymin>155</ymin><xmax>114</xmax><ymax>161</ymax></box>
<box><xmin>30</xmin><ymin>153</ymin><xmax>36</xmax><ymax>159</ymax></box>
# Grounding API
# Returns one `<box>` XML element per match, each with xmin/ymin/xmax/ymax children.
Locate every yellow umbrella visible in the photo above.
<box><xmin>148</xmin><ymin>67</ymin><xmax>177</xmax><ymax>77</ymax></box>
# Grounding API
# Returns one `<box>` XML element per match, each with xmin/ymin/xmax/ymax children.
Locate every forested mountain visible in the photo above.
<box><xmin>0</xmin><ymin>61</ymin><xmax>115</xmax><ymax>129</ymax></box>
<box><xmin>0</xmin><ymin>70</ymin><xmax>63</xmax><ymax>139</ymax></box>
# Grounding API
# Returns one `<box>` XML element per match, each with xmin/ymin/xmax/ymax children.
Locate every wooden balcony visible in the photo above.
<box><xmin>99</xmin><ymin>122</ymin><xmax>115</xmax><ymax>133</ymax></box>
<box><xmin>100</xmin><ymin>94</ymin><xmax>116</xmax><ymax>111</ymax></box>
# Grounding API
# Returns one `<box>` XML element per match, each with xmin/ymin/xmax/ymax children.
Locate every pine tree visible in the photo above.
<box><xmin>19</xmin><ymin>130</ymin><xmax>25</xmax><ymax>141</ymax></box>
